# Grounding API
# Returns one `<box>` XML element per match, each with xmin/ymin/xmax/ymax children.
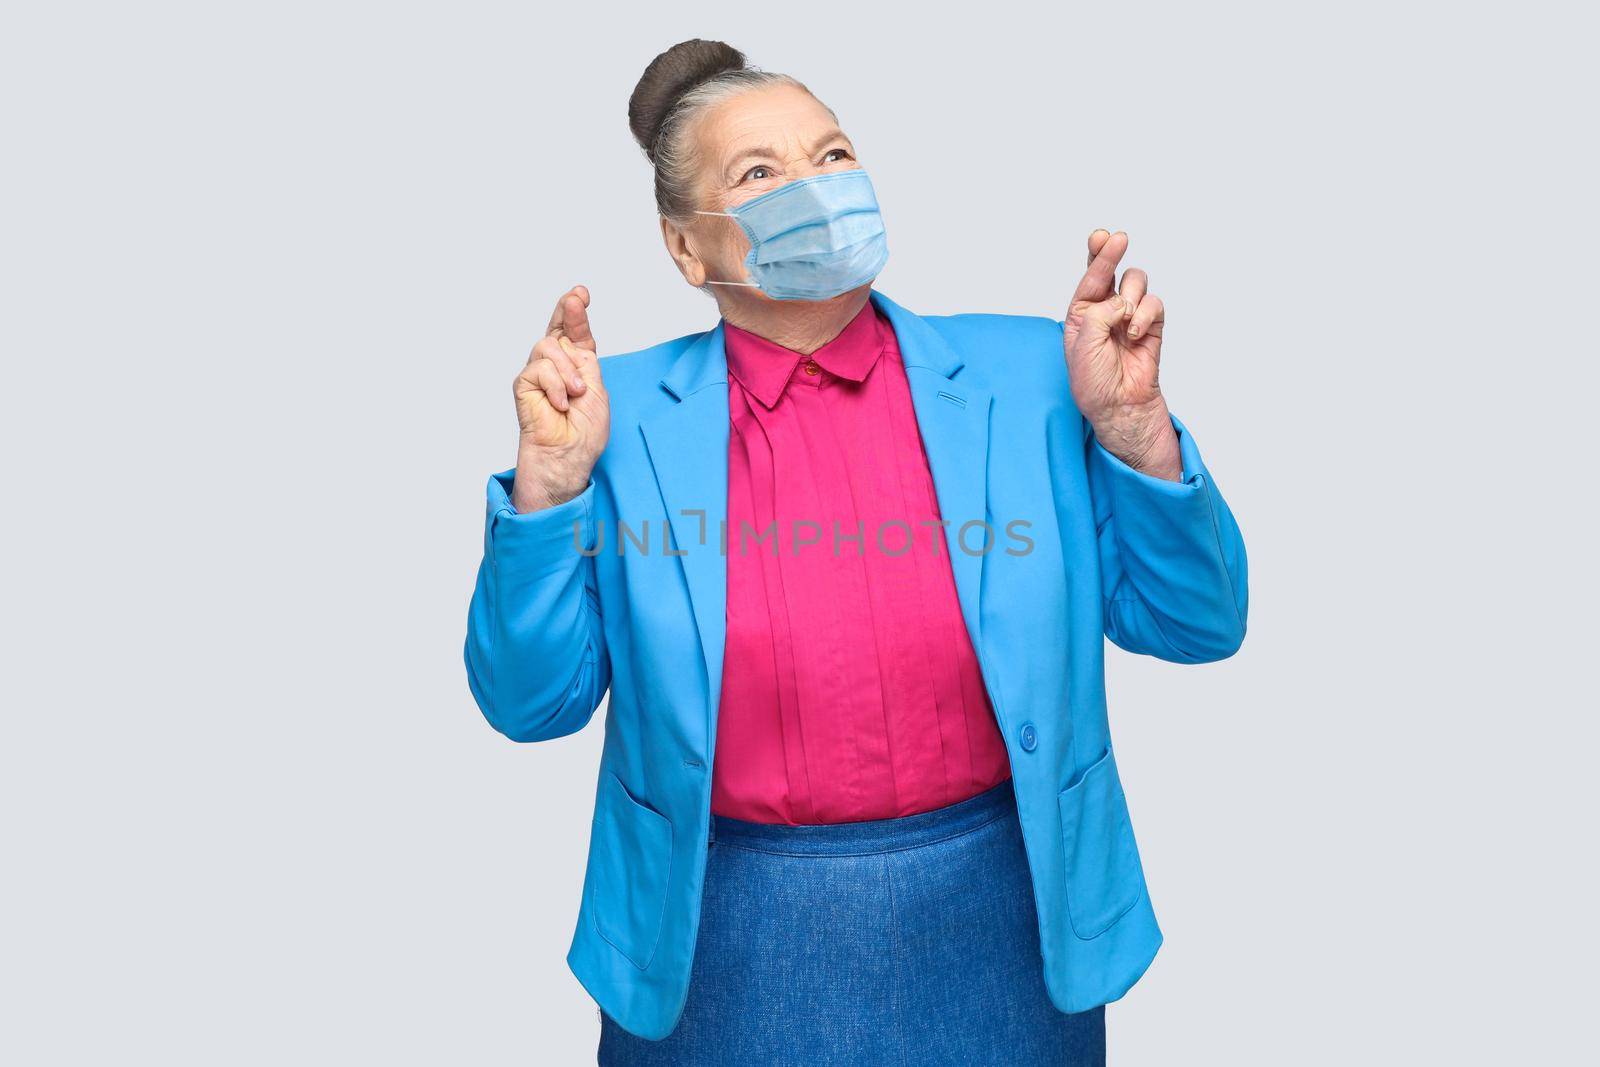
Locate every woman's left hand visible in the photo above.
<box><xmin>1063</xmin><ymin>230</ymin><xmax>1183</xmax><ymax>481</ymax></box>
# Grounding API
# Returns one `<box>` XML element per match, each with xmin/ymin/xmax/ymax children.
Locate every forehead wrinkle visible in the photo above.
<box><xmin>693</xmin><ymin>86</ymin><xmax>854</xmax><ymax>201</ymax></box>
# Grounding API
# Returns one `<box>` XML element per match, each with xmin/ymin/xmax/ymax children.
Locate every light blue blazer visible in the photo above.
<box><xmin>465</xmin><ymin>289</ymin><xmax>1248</xmax><ymax>1039</ymax></box>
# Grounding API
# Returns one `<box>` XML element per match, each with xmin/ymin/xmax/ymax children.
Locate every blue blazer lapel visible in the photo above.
<box><xmin>870</xmin><ymin>290</ymin><xmax>993</xmax><ymax>653</ymax></box>
<box><xmin>639</xmin><ymin>325</ymin><xmax>730</xmax><ymax>753</ymax></box>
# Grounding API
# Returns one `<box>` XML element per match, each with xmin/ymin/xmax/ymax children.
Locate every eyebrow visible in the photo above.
<box><xmin>723</xmin><ymin>129</ymin><xmax>853</xmax><ymax>182</ymax></box>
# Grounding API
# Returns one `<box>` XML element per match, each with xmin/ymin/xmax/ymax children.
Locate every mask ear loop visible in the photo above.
<box><xmin>693</xmin><ymin>211</ymin><xmax>762</xmax><ymax>288</ymax></box>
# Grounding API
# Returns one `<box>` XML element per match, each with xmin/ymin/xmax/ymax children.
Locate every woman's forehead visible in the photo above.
<box><xmin>701</xmin><ymin>85</ymin><xmax>845</xmax><ymax>160</ymax></box>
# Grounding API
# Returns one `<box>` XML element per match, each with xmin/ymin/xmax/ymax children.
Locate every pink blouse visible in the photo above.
<box><xmin>711</xmin><ymin>298</ymin><xmax>1013</xmax><ymax>825</ymax></box>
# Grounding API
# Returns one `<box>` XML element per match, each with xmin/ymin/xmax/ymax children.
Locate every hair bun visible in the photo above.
<box><xmin>628</xmin><ymin>39</ymin><xmax>747</xmax><ymax>161</ymax></box>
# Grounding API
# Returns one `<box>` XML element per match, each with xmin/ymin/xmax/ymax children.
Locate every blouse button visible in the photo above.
<box><xmin>803</xmin><ymin>360</ymin><xmax>820</xmax><ymax>376</ymax></box>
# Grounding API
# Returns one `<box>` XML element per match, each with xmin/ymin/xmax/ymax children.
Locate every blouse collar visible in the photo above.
<box><xmin>722</xmin><ymin>298</ymin><xmax>888</xmax><ymax>409</ymax></box>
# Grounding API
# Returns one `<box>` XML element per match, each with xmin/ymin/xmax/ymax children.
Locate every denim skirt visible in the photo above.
<box><xmin>597</xmin><ymin>776</ymin><xmax>1105</xmax><ymax>1066</ymax></box>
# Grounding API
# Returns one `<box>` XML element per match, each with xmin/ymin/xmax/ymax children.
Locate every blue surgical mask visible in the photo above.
<box><xmin>695</xmin><ymin>169</ymin><xmax>889</xmax><ymax>301</ymax></box>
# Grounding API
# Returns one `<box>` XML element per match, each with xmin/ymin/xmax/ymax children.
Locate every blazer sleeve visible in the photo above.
<box><xmin>464</xmin><ymin>470</ymin><xmax>611</xmax><ymax>741</ymax></box>
<box><xmin>1087</xmin><ymin>414</ymin><xmax>1249</xmax><ymax>663</ymax></box>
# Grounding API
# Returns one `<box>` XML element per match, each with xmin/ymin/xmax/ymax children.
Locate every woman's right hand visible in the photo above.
<box><xmin>512</xmin><ymin>285</ymin><xmax>611</xmax><ymax>513</ymax></box>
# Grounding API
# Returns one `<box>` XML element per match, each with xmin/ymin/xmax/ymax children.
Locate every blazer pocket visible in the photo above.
<box><xmin>1057</xmin><ymin>745</ymin><xmax>1142</xmax><ymax>940</ymax></box>
<box><xmin>590</xmin><ymin>771</ymin><xmax>674</xmax><ymax>970</ymax></box>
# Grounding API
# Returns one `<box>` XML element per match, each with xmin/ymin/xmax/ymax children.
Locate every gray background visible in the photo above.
<box><xmin>4</xmin><ymin>1</ymin><xmax>1595</xmax><ymax>1063</ymax></box>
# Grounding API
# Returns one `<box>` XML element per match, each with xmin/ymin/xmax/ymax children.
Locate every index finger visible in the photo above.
<box><xmin>1086</xmin><ymin>228</ymin><xmax>1112</xmax><ymax>266</ymax></box>
<box><xmin>1070</xmin><ymin>230</ymin><xmax>1128</xmax><ymax>307</ymax></box>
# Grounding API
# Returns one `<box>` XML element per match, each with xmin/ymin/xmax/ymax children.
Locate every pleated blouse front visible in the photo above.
<box><xmin>712</xmin><ymin>298</ymin><xmax>1012</xmax><ymax>826</ymax></box>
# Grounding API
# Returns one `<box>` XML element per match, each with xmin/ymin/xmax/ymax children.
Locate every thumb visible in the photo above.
<box><xmin>1075</xmin><ymin>294</ymin><xmax>1127</xmax><ymax>342</ymax></box>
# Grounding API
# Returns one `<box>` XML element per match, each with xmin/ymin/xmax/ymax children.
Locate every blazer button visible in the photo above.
<box><xmin>1018</xmin><ymin>722</ymin><xmax>1038</xmax><ymax>752</ymax></box>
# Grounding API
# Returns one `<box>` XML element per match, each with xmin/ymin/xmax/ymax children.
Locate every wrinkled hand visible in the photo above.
<box><xmin>1063</xmin><ymin>230</ymin><xmax>1182</xmax><ymax>481</ymax></box>
<box><xmin>512</xmin><ymin>285</ymin><xmax>610</xmax><ymax>512</ymax></box>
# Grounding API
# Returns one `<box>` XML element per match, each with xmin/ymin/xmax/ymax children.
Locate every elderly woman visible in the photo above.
<box><xmin>465</xmin><ymin>38</ymin><xmax>1247</xmax><ymax>1065</ymax></box>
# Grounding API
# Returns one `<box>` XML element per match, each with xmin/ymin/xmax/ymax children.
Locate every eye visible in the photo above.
<box><xmin>823</xmin><ymin>148</ymin><xmax>853</xmax><ymax>164</ymax></box>
<box><xmin>740</xmin><ymin>165</ymin><xmax>774</xmax><ymax>183</ymax></box>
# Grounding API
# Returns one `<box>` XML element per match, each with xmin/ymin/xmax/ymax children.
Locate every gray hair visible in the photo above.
<box><xmin>628</xmin><ymin>40</ymin><xmax>830</xmax><ymax>225</ymax></box>
<box><xmin>648</xmin><ymin>70</ymin><xmax>806</xmax><ymax>224</ymax></box>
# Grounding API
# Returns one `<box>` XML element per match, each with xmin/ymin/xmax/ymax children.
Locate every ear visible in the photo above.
<box><xmin>660</xmin><ymin>216</ymin><xmax>707</xmax><ymax>288</ymax></box>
